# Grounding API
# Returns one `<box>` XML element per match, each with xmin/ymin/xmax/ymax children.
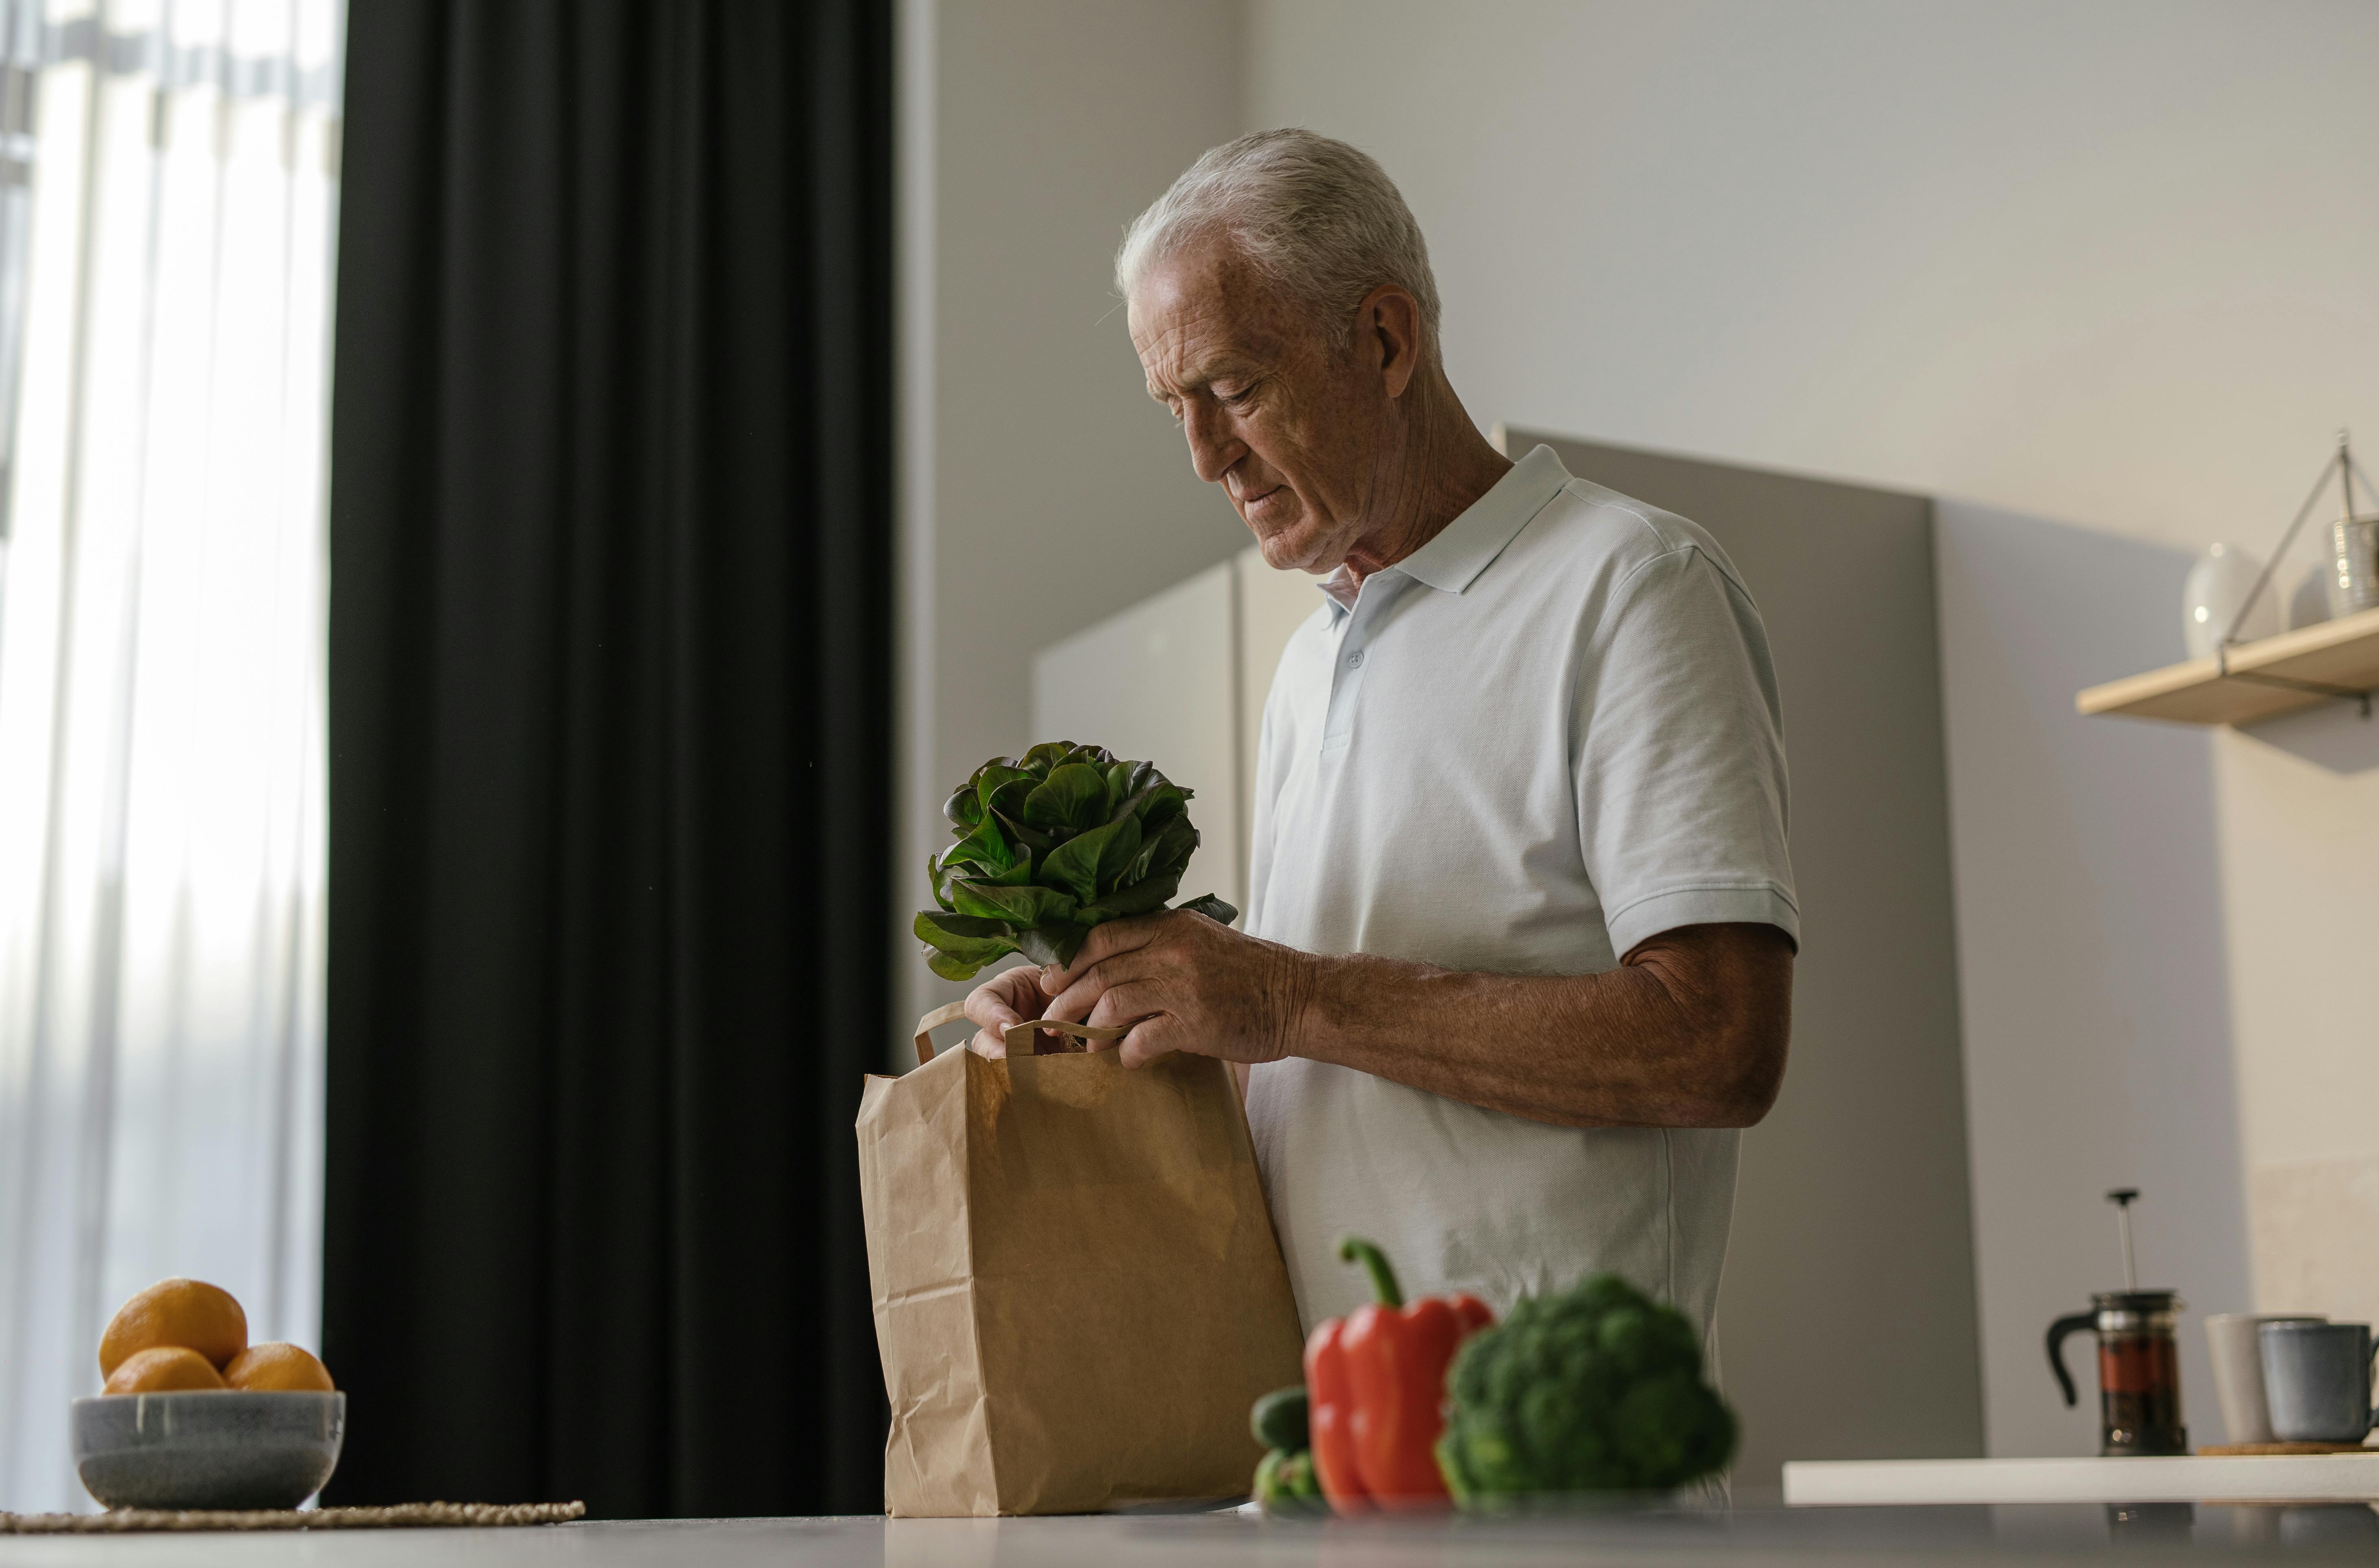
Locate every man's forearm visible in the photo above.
<box><xmin>1279</xmin><ymin>925</ymin><xmax>1793</xmax><ymax>1130</ymax></box>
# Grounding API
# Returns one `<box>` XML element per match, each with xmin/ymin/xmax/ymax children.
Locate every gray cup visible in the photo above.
<box><xmin>2208</xmin><ymin>1313</ymin><xmax>2324</xmax><ymax>1444</ymax></box>
<box><xmin>2260</xmin><ymin>1320</ymin><xmax>2379</xmax><ymax>1444</ymax></box>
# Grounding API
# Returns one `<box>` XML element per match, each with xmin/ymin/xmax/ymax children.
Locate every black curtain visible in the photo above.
<box><xmin>322</xmin><ymin>0</ymin><xmax>892</xmax><ymax>1518</ymax></box>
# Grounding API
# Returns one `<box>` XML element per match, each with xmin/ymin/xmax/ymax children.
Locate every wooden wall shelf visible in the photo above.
<box><xmin>2076</xmin><ymin>606</ymin><xmax>2379</xmax><ymax>725</ymax></box>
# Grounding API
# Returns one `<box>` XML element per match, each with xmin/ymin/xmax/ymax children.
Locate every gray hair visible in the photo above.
<box><xmin>1116</xmin><ymin>128</ymin><xmax>1442</xmax><ymax>353</ymax></box>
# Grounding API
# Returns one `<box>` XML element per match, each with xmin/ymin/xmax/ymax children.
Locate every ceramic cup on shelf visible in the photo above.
<box><xmin>2261</xmin><ymin>1320</ymin><xmax>2379</xmax><ymax>1445</ymax></box>
<box><xmin>2328</xmin><ymin>516</ymin><xmax>2379</xmax><ymax>619</ymax></box>
<box><xmin>2207</xmin><ymin>1313</ymin><xmax>2323</xmax><ymax>1444</ymax></box>
<box><xmin>2184</xmin><ymin>543</ymin><xmax>2277</xmax><ymax>660</ymax></box>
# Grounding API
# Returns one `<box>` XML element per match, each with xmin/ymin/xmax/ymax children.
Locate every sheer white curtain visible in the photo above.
<box><xmin>0</xmin><ymin>0</ymin><xmax>342</xmax><ymax>1512</ymax></box>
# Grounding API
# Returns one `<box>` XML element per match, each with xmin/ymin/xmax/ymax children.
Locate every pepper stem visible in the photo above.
<box><xmin>1336</xmin><ymin>1235</ymin><xmax>1403</xmax><ymax>1308</ymax></box>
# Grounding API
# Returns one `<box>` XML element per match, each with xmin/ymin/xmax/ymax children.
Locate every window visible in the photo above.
<box><xmin>0</xmin><ymin>0</ymin><xmax>342</xmax><ymax>1513</ymax></box>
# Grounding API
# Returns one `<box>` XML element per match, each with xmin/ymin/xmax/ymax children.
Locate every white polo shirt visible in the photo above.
<box><xmin>1242</xmin><ymin>443</ymin><xmax>1797</xmax><ymax>1346</ymax></box>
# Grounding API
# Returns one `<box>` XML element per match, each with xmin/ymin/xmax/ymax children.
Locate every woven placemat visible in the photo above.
<box><xmin>0</xmin><ymin>1501</ymin><xmax>586</xmax><ymax>1533</ymax></box>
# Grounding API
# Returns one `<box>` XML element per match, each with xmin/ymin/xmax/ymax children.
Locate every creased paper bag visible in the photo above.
<box><xmin>856</xmin><ymin>1002</ymin><xmax>1306</xmax><ymax>1516</ymax></box>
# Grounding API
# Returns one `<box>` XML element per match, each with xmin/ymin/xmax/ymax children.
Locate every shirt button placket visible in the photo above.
<box><xmin>1324</xmin><ymin>621</ymin><xmax>1374</xmax><ymax>750</ymax></box>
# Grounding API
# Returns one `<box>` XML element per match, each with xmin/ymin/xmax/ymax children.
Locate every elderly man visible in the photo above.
<box><xmin>964</xmin><ymin>129</ymin><xmax>1796</xmax><ymax>1340</ymax></box>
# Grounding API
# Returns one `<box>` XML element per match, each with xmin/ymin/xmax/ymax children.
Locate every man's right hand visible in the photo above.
<box><xmin>961</xmin><ymin>962</ymin><xmax>1058</xmax><ymax>1058</ymax></box>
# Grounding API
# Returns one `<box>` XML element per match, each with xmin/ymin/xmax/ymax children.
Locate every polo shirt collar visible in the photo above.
<box><xmin>1318</xmin><ymin>444</ymin><xmax>1572</xmax><ymax>611</ymax></box>
<box><xmin>1397</xmin><ymin>444</ymin><xmax>1571</xmax><ymax>593</ymax></box>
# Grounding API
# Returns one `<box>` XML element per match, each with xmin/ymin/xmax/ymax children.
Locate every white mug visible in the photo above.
<box><xmin>2207</xmin><ymin>1312</ymin><xmax>2325</xmax><ymax>1445</ymax></box>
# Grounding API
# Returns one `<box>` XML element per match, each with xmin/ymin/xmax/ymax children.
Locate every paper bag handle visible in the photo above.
<box><xmin>912</xmin><ymin>1001</ymin><xmax>1127</xmax><ymax>1066</ymax></box>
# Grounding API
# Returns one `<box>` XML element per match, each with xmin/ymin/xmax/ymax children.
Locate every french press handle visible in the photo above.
<box><xmin>2046</xmin><ymin>1312</ymin><xmax>2096</xmax><ymax>1407</ymax></box>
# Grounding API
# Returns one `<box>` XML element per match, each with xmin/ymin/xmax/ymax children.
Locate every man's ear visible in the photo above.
<box><xmin>1359</xmin><ymin>284</ymin><xmax>1423</xmax><ymax>399</ymax></box>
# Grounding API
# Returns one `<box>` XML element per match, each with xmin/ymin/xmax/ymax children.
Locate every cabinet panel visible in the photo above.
<box><xmin>1504</xmin><ymin>426</ymin><xmax>1981</xmax><ymax>1492</ymax></box>
<box><xmin>1032</xmin><ymin>561</ymin><xmax>1243</xmax><ymax>914</ymax></box>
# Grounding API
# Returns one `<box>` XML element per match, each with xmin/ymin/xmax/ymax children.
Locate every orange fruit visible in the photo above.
<box><xmin>223</xmin><ymin>1342</ymin><xmax>335</xmax><ymax>1393</ymax></box>
<box><xmin>104</xmin><ymin>1345</ymin><xmax>227</xmax><ymax>1394</ymax></box>
<box><xmin>98</xmin><ymin>1279</ymin><xmax>247</xmax><ymax>1377</ymax></box>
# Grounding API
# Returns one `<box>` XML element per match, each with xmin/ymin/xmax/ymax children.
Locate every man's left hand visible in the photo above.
<box><xmin>1037</xmin><ymin>908</ymin><xmax>1312</xmax><ymax>1068</ymax></box>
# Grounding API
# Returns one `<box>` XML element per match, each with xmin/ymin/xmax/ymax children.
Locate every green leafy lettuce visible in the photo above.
<box><xmin>914</xmin><ymin>741</ymin><xmax>1239</xmax><ymax>980</ymax></box>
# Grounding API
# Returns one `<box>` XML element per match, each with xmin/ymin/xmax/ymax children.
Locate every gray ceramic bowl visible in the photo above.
<box><xmin>72</xmin><ymin>1390</ymin><xmax>345</xmax><ymax>1511</ymax></box>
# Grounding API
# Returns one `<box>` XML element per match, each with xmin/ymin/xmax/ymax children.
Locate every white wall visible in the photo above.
<box><xmin>2217</xmin><ymin>715</ymin><xmax>2379</xmax><ymax>1330</ymax></box>
<box><xmin>1244</xmin><ymin>0</ymin><xmax>2379</xmax><ymax>558</ymax></box>
<box><xmin>1246</xmin><ymin>0</ymin><xmax>2379</xmax><ymax>1427</ymax></box>
<box><xmin>900</xmin><ymin>0</ymin><xmax>1250</xmax><ymax>1040</ymax></box>
<box><xmin>1935</xmin><ymin>503</ymin><xmax>2249</xmax><ymax>1456</ymax></box>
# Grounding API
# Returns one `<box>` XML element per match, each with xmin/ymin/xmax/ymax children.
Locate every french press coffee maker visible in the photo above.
<box><xmin>2046</xmin><ymin>1189</ymin><xmax>2188</xmax><ymax>1456</ymax></box>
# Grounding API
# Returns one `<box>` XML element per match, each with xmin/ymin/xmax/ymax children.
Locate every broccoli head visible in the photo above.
<box><xmin>1435</xmin><ymin>1273</ymin><xmax>1737</xmax><ymax>1501</ymax></box>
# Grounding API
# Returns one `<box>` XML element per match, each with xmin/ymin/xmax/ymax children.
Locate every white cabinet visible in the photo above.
<box><xmin>1031</xmin><ymin>547</ymin><xmax>1320</xmax><ymax>919</ymax></box>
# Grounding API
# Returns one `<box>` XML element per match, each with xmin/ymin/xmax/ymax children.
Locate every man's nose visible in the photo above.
<box><xmin>1181</xmin><ymin>401</ymin><xmax>1243</xmax><ymax>485</ymax></box>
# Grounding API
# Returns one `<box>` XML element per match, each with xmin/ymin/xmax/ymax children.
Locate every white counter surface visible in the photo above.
<box><xmin>8</xmin><ymin>1503</ymin><xmax>2379</xmax><ymax>1566</ymax></box>
<box><xmin>1785</xmin><ymin>1453</ymin><xmax>2379</xmax><ymax>1507</ymax></box>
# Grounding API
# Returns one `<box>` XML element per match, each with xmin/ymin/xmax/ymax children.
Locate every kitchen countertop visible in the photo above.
<box><xmin>7</xmin><ymin>1501</ymin><xmax>2379</xmax><ymax>1566</ymax></box>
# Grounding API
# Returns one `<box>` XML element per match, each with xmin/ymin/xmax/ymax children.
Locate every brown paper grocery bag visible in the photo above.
<box><xmin>856</xmin><ymin>1002</ymin><xmax>1306</xmax><ymax>1516</ymax></box>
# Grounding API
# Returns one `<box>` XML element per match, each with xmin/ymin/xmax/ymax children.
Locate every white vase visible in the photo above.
<box><xmin>2183</xmin><ymin>543</ymin><xmax>2277</xmax><ymax>659</ymax></box>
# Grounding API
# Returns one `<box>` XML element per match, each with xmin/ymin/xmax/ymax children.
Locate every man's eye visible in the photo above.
<box><xmin>1216</xmin><ymin>385</ymin><xmax>1253</xmax><ymax>408</ymax></box>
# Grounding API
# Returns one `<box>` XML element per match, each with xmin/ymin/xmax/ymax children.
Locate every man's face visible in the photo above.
<box><xmin>1129</xmin><ymin>242</ymin><xmax>1391</xmax><ymax>574</ymax></box>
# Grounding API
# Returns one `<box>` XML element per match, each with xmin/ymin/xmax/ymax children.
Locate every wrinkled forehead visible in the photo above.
<box><xmin>1128</xmin><ymin>242</ymin><xmax>1308</xmax><ymax>387</ymax></box>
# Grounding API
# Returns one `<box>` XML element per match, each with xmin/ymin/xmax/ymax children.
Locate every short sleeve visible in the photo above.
<box><xmin>1576</xmin><ymin>544</ymin><xmax>1798</xmax><ymax>958</ymax></box>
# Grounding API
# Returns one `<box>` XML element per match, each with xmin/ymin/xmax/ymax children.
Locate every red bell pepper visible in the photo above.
<box><xmin>1303</xmin><ymin>1235</ymin><xmax>1494</xmax><ymax>1513</ymax></box>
